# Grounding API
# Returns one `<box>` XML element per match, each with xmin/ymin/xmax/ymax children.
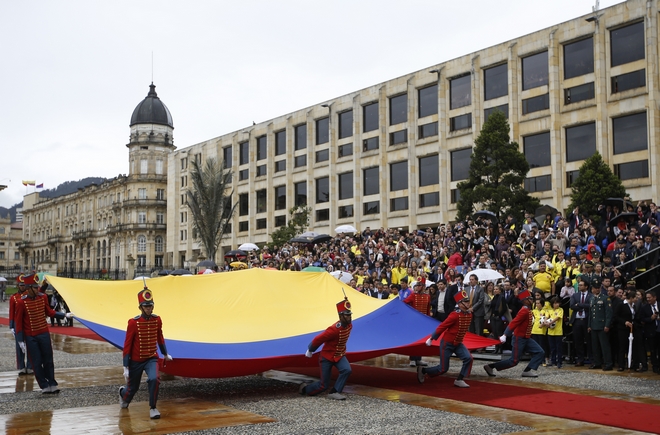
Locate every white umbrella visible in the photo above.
<box><xmin>300</xmin><ymin>231</ymin><xmax>320</xmax><ymax>238</ymax></box>
<box><xmin>238</xmin><ymin>243</ymin><xmax>259</xmax><ymax>251</ymax></box>
<box><xmin>463</xmin><ymin>269</ymin><xmax>504</xmax><ymax>284</ymax></box>
<box><xmin>627</xmin><ymin>324</ymin><xmax>634</xmax><ymax>370</ymax></box>
<box><xmin>202</xmin><ymin>268</ymin><xmax>216</xmax><ymax>274</ymax></box>
<box><xmin>0</xmin><ymin>277</ymin><xmax>7</xmax><ymax>282</ymax></box>
<box><xmin>335</xmin><ymin>224</ymin><xmax>358</xmax><ymax>234</ymax></box>
<box><xmin>133</xmin><ymin>275</ymin><xmax>151</xmax><ymax>280</ymax></box>
<box><xmin>412</xmin><ymin>280</ymin><xmax>435</xmax><ymax>288</ymax></box>
<box><xmin>330</xmin><ymin>271</ymin><xmax>353</xmax><ymax>284</ymax></box>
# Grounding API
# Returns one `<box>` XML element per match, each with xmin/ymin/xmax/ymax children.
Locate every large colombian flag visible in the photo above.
<box><xmin>46</xmin><ymin>269</ymin><xmax>497</xmax><ymax>378</ymax></box>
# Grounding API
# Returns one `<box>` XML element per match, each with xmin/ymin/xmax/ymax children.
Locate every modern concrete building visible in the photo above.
<box><xmin>167</xmin><ymin>0</ymin><xmax>659</xmax><ymax>267</ymax></box>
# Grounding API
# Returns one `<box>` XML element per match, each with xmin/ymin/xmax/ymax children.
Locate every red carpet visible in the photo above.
<box><xmin>286</xmin><ymin>364</ymin><xmax>656</xmax><ymax>433</ymax></box>
<box><xmin>0</xmin><ymin>317</ymin><xmax>103</xmax><ymax>341</ymax></box>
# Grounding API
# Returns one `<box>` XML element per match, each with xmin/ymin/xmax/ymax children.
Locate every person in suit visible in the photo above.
<box><xmin>615</xmin><ymin>289</ymin><xmax>638</xmax><ymax>371</ymax></box>
<box><xmin>570</xmin><ymin>279</ymin><xmax>593</xmax><ymax>366</ymax></box>
<box><xmin>444</xmin><ymin>275</ymin><xmax>462</xmax><ymax>315</ymax></box>
<box><xmin>368</xmin><ymin>282</ymin><xmax>390</xmax><ymax>300</ymax></box>
<box><xmin>640</xmin><ymin>290</ymin><xmax>660</xmax><ymax>373</ymax></box>
<box><xmin>466</xmin><ymin>274</ymin><xmax>485</xmax><ymax>337</ymax></box>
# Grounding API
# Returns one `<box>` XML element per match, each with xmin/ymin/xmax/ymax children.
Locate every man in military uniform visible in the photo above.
<box><xmin>9</xmin><ymin>274</ymin><xmax>32</xmax><ymax>375</ymax></box>
<box><xmin>580</xmin><ymin>260</ymin><xmax>597</xmax><ymax>288</ymax></box>
<box><xmin>119</xmin><ymin>287</ymin><xmax>173</xmax><ymax>419</ymax></box>
<box><xmin>300</xmin><ymin>297</ymin><xmax>353</xmax><ymax>400</ymax></box>
<box><xmin>418</xmin><ymin>290</ymin><xmax>473</xmax><ymax>388</ymax></box>
<box><xmin>588</xmin><ymin>279</ymin><xmax>613</xmax><ymax>371</ymax></box>
<box><xmin>404</xmin><ymin>280</ymin><xmax>431</xmax><ymax>367</ymax></box>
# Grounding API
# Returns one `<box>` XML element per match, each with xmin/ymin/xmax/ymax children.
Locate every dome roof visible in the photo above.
<box><xmin>130</xmin><ymin>83</ymin><xmax>174</xmax><ymax>128</ymax></box>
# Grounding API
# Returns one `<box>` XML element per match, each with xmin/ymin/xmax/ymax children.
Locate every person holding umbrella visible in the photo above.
<box><xmin>615</xmin><ymin>290</ymin><xmax>638</xmax><ymax>371</ymax></box>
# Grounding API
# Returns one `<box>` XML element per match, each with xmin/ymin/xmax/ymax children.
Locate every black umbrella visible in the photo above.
<box><xmin>535</xmin><ymin>204</ymin><xmax>558</xmax><ymax>218</ymax></box>
<box><xmin>289</xmin><ymin>236</ymin><xmax>313</xmax><ymax>244</ymax></box>
<box><xmin>157</xmin><ymin>269</ymin><xmax>170</xmax><ymax>276</ymax></box>
<box><xmin>170</xmin><ymin>269</ymin><xmax>192</xmax><ymax>276</ymax></box>
<box><xmin>197</xmin><ymin>260</ymin><xmax>217</xmax><ymax>268</ymax></box>
<box><xmin>608</xmin><ymin>212</ymin><xmax>638</xmax><ymax>227</ymax></box>
<box><xmin>224</xmin><ymin>249</ymin><xmax>247</xmax><ymax>258</ymax></box>
<box><xmin>603</xmin><ymin>198</ymin><xmax>634</xmax><ymax>212</ymax></box>
<box><xmin>311</xmin><ymin>234</ymin><xmax>332</xmax><ymax>244</ymax></box>
<box><xmin>473</xmin><ymin>210</ymin><xmax>498</xmax><ymax>224</ymax></box>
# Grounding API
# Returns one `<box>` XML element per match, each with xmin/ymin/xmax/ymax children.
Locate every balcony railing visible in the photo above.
<box><xmin>107</xmin><ymin>223</ymin><xmax>167</xmax><ymax>234</ymax></box>
<box><xmin>112</xmin><ymin>198</ymin><xmax>166</xmax><ymax>210</ymax></box>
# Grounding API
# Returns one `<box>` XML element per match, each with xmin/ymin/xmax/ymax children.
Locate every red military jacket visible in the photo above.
<box><xmin>123</xmin><ymin>314</ymin><xmax>166</xmax><ymax>365</ymax></box>
<box><xmin>309</xmin><ymin>322</ymin><xmax>352</xmax><ymax>362</ymax></box>
<box><xmin>15</xmin><ymin>293</ymin><xmax>58</xmax><ymax>340</ymax></box>
<box><xmin>403</xmin><ymin>293</ymin><xmax>431</xmax><ymax>316</ymax></box>
<box><xmin>9</xmin><ymin>292</ymin><xmax>22</xmax><ymax>329</ymax></box>
<box><xmin>508</xmin><ymin>305</ymin><xmax>533</xmax><ymax>338</ymax></box>
<box><xmin>431</xmin><ymin>309</ymin><xmax>472</xmax><ymax>345</ymax></box>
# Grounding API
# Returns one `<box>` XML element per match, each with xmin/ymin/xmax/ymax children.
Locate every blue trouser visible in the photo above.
<box><xmin>548</xmin><ymin>335</ymin><xmax>563</xmax><ymax>365</ymax></box>
<box><xmin>14</xmin><ymin>334</ymin><xmax>32</xmax><ymax>371</ymax></box>
<box><xmin>491</xmin><ymin>335</ymin><xmax>544</xmax><ymax>372</ymax></box>
<box><xmin>303</xmin><ymin>356</ymin><xmax>352</xmax><ymax>395</ymax></box>
<box><xmin>120</xmin><ymin>357</ymin><xmax>160</xmax><ymax>408</ymax></box>
<box><xmin>25</xmin><ymin>333</ymin><xmax>56</xmax><ymax>389</ymax></box>
<box><xmin>426</xmin><ymin>340</ymin><xmax>473</xmax><ymax>379</ymax></box>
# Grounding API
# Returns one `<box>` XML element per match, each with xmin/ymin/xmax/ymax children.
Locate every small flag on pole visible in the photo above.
<box><xmin>22</xmin><ymin>180</ymin><xmax>36</xmax><ymax>186</ymax></box>
<box><xmin>36</xmin><ymin>183</ymin><xmax>43</xmax><ymax>189</ymax></box>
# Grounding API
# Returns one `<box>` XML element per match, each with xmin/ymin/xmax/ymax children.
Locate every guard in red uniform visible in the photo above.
<box><xmin>14</xmin><ymin>274</ymin><xmax>73</xmax><ymax>393</ymax></box>
<box><xmin>299</xmin><ymin>297</ymin><xmax>353</xmax><ymax>400</ymax></box>
<box><xmin>119</xmin><ymin>287</ymin><xmax>173</xmax><ymax>419</ymax></box>
<box><xmin>404</xmin><ymin>280</ymin><xmax>431</xmax><ymax>367</ymax></box>
<box><xmin>418</xmin><ymin>290</ymin><xmax>473</xmax><ymax>387</ymax></box>
<box><xmin>9</xmin><ymin>274</ymin><xmax>32</xmax><ymax>375</ymax></box>
<box><xmin>484</xmin><ymin>290</ymin><xmax>545</xmax><ymax>377</ymax></box>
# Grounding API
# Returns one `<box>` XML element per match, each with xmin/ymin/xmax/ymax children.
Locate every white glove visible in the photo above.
<box><xmin>499</xmin><ymin>335</ymin><xmax>507</xmax><ymax>343</ymax></box>
<box><xmin>10</xmin><ymin>328</ymin><xmax>15</xmax><ymax>337</ymax></box>
<box><xmin>305</xmin><ymin>350</ymin><xmax>313</xmax><ymax>358</ymax></box>
<box><xmin>65</xmin><ymin>313</ymin><xmax>74</xmax><ymax>319</ymax></box>
<box><xmin>19</xmin><ymin>342</ymin><xmax>26</xmax><ymax>354</ymax></box>
<box><xmin>425</xmin><ymin>338</ymin><xmax>432</xmax><ymax>346</ymax></box>
<box><xmin>123</xmin><ymin>366</ymin><xmax>129</xmax><ymax>383</ymax></box>
<box><xmin>164</xmin><ymin>354</ymin><xmax>173</xmax><ymax>361</ymax></box>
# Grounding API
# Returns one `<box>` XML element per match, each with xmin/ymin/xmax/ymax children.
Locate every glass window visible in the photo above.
<box><xmin>239</xmin><ymin>141</ymin><xmax>249</xmax><ymax>165</ymax></box>
<box><xmin>613</xmin><ymin>112</ymin><xmax>647</xmax><ymax>154</ymax></box>
<box><xmin>390</xmin><ymin>129</ymin><xmax>407</xmax><ymax>145</ymax></box>
<box><xmin>390</xmin><ymin>161</ymin><xmax>408</xmax><ymax>191</ymax></box>
<box><xmin>338</xmin><ymin>110</ymin><xmax>353</xmax><ymax>139</ymax></box>
<box><xmin>316</xmin><ymin>177</ymin><xmax>329</xmax><ymax>203</ymax></box>
<box><xmin>450</xmin><ymin>74</ymin><xmax>471</xmax><ymax>109</ymax></box>
<box><xmin>391</xmin><ymin>197</ymin><xmax>409</xmax><ymax>211</ymax></box>
<box><xmin>451</xmin><ymin>148</ymin><xmax>472</xmax><ymax>181</ymax></box>
<box><xmin>275</xmin><ymin>215</ymin><xmax>286</xmax><ymax>227</ymax></box>
<box><xmin>566</xmin><ymin>123</ymin><xmax>596</xmax><ymax>162</ymax></box>
<box><xmin>338</xmin><ymin>172</ymin><xmax>353</xmax><ymax>200</ymax></box>
<box><xmin>140</xmin><ymin>159</ymin><xmax>148</xmax><ymax>174</ymax></box>
<box><xmin>238</xmin><ymin>193</ymin><xmax>250</xmax><ymax>216</ymax></box>
<box><xmin>295</xmin><ymin>181</ymin><xmax>307</xmax><ymax>206</ymax></box>
<box><xmin>611</xmin><ymin>21</ymin><xmax>645</xmax><ymax>67</ymax></box>
<box><xmin>316</xmin><ymin>149</ymin><xmax>329</xmax><ymax>162</ymax></box>
<box><xmin>484</xmin><ymin>104</ymin><xmax>509</xmax><ymax>121</ymax></box>
<box><xmin>155</xmin><ymin>236</ymin><xmax>163</xmax><ymax>252</ymax></box>
<box><xmin>295</xmin><ymin>124</ymin><xmax>307</xmax><ymax>150</ymax></box>
<box><xmin>257</xmin><ymin>136</ymin><xmax>267</xmax><ymax>160</ymax></box>
<box><xmin>566</xmin><ymin>170</ymin><xmax>580</xmax><ymax>188</ymax></box>
<box><xmin>522</xmin><ymin>94</ymin><xmax>549</xmax><ymax>115</ymax></box>
<box><xmin>256</xmin><ymin>218</ymin><xmax>267</xmax><ymax>230</ymax></box>
<box><xmin>363</xmin><ymin>102</ymin><xmax>379</xmax><ymax>133</ymax></box>
<box><xmin>564</xmin><ymin>82</ymin><xmax>595</xmax><ymax>105</ymax></box>
<box><xmin>419</xmin><ymin>155</ymin><xmax>439</xmax><ymax>187</ymax></box>
<box><xmin>316</xmin><ymin>117</ymin><xmax>329</xmax><ymax>145</ymax></box>
<box><xmin>238</xmin><ymin>169</ymin><xmax>248</xmax><ymax>181</ymax></box>
<box><xmin>256</xmin><ymin>164</ymin><xmax>267</xmax><ymax>176</ymax></box>
<box><xmin>611</xmin><ymin>69</ymin><xmax>645</xmax><ymax>93</ymax></box>
<box><xmin>363</xmin><ymin>137</ymin><xmax>379</xmax><ymax>151</ymax></box>
<box><xmin>419</xmin><ymin>122</ymin><xmax>438</xmax><ymax>139</ymax></box>
<box><xmin>615</xmin><ymin>160</ymin><xmax>648</xmax><ymax>180</ymax></box>
<box><xmin>364</xmin><ymin>201</ymin><xmax>380</xmax><ymax>215</ymax></box>
<box><xmin>294</xmin><ymin>155</ymin><xmax>307</xmax><ymax>168</ymax></box>
<box><xmin>256</xmin><ymin>189</ymin><xmax>267</xmax><ymax>213</ymax></box>
<box><xmin>450</xmin><ymin>113</ymin><xmax>472</xmax><ymax>131</ymax></box>
<box><xmin>420</xmin><ymin>192</ymin><xmax>440</xmax><ymax>207</ymax></box>
<box><xmin>390</xmin><ymin>94</ymin><xmax>407</xmax><ymax>125</ymax></box>
<box><xmin>316</xmin><ymin>209</ymin><xmax>329</xmax><ymax>222</ymax></box>
<box><xmin>484</xmin><ymin>64</ymin><xmax>508</xmax><ymax>100</ymax></box>
<box><xmin>563</xmin><ymin>37</ymin><xmax>594</xmax><ymax>79</ymax></box>
<box><xmin>524</xmin><ymin>175</ymin><xmax>552</xmax><ymax>192</ymax></box>
<box><xmin>522</xmin><ymin>51</ymin><xmax>548</xmax><ymax>90</ymax></box>
<box><xmin>138</xmin><ymin>212</ymin><xmax>146</xmax><ymax>224</ymax></box>
<box><xmin>338</xmin><ymin>205</ymin><xmax>354</xmax><ymax>219</ymax></box>
<box><xmin>275</xmin><ymin>160</ymin><xmax>286</xmax><ymax>173</ymax></box>
<box><xmin>363</xmin><ymin>167</ymin><xmax>379</xmax><ymax>196</ymax></box>
<box><xmin>275</xmin><ymin>130</ymin><xmax>286</xmax><ymax>156</ymax></box>
<box><xmin>338</xmin><ymin>143</ymin><xmax>353</xmax><ymax>158</ymax></box>
<box><xmin>223</xmin><ymin>146</ymin><xmax>232</xmax><ymax>169</ymax></box>
<box><xmin>418</xmin><ymin>84</ymin><xmax>438</xmax><ymax>118</ymax></box>
<box><xmin>156</xmin><ymin>159</ymin><xmax>163</xmax><ymax>174</ymax></box>
<box><xmin>275</xmin><ymin>186</ymin><xmax>286</xmax><ymax>210</ymax></box>
<box><xmin>138</xmin><ymin>188</ymin><xmax>146</xmax><ymax>199</ymax></box>
<box><xmin>137</xmin><ymin>235</ymin><xmax>146</xmax><ymax>252</ymax></box>
<box><xmin>523</xmin><ymin>132</ymin><xmax>551</xmax><ymax>168</ymax></box>
<box><xmin>239</xmin><ymin>221</ymin><xmax>248</xmax><ymax>232</ymax></box>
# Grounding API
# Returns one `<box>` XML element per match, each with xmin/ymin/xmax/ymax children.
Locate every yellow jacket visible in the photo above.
<box><xmin>532</xmin><ymin>307</ymin><xmax>549</xmax><ymax>335</ymax></box>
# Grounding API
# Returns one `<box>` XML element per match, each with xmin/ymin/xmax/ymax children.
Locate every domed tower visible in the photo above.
<box><xmin>127</xmin><ymin>83</ymin><xmax>176</xmax><ymax>176</ymax></box>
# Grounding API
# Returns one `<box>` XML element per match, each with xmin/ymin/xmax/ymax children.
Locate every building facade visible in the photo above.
<box><xmin>19</xmin><ymin>84</ymin><xmax>175</xmax><ymax>277</ymax></box>
<box><xmin>167</xmin><ymin>0</ymin><xmax>660</xmax><ymax>267</ymax></box>
<box><xmin>0</xmin><ymin>216</ymin><xmax>23</xmax><ymax>273</ymax></box>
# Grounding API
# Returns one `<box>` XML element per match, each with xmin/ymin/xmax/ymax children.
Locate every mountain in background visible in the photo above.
<box><xmin>0</xmin><ymin>177</ymin><xmax>106</xmax><ymax>223</ymax></box>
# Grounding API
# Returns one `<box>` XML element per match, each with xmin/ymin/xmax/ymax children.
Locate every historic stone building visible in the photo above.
<box><xmin>167</xmin><ymin>0</ymin><xmax>660</xmax><ymax>267</ymax></box>
<box><xmin>19</xmin><ymin>84</ymin><xmax>174</xmax><ymax>277</ymax></box>
<box><xmin>0</xmin><ymin>216</ymin><xmax>23</xmax><ymax>273</ymax></box>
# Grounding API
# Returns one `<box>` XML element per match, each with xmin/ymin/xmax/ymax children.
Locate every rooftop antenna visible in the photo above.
<box><xmin>151</xmin><ymin>51</ymin><xmax>154</xmax><ymax>83</ymax></box>
<box><xmin>585</xmin><ymin>0</ymin><xmax>602</xmax><ymax>23</ymax></box>
<box><xmin>592</xmin><ymin>0</ymin><xmax>600</xmax><ymax>13</ymax></box>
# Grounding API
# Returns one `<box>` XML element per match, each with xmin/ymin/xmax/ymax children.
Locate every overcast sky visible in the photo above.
<box><xmin>0</xmin><ymin>0</ymin><xmax>623</xmax><ymax>209</ymax></box>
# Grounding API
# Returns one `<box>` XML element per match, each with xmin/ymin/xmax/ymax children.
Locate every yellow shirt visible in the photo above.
<box><xmin>532</xmin><ymin>308</ymin><xmax>548</xmax><ymax>335</ymax></box>
<box><xmin>391</xmin><ymin>267</ymin><xmax>407</xmax><ymax>285</ymax></box>
<box><xmin>546</xmin><ymin>307</ymin><xmax>564</xmax><ymax>336</ymax></box>
<box><xmin>533</xmin><ymin>271</ymin><xmax>553</xmax><ymax>293</ymax></box>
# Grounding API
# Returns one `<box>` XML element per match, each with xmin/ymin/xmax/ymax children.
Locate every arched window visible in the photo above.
<box><xmin>154</xmin><ymin>236</ymin><xmax>163</xmax><ymax>252</ymax></box>
<box><xmin>137</xmin><ymin>235</ymin><xmax>147</xmax><ymax>252</ymax></box>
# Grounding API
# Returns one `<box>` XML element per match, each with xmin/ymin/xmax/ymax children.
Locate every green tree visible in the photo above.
<box><xmin>568</xmin><ymin>151</ymin><xmax>627</xmax><ymax>221</ymax></box>
<box><xmin>267</xmin><ymin>205</ymin><xmax>311</xmax><ymax>249</ymax></box>
<box><xmin>186</xmin><ymin>157</ymin><xmax>237</xmax><ymax>262</ymax></box>
<box><xmin>456</xmin><ymin>111</ymin><xmax>540</xmax><ymax>222</ymax></box>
